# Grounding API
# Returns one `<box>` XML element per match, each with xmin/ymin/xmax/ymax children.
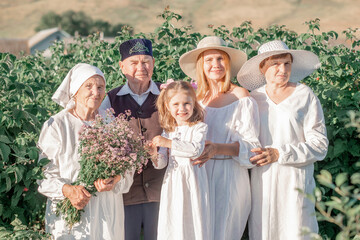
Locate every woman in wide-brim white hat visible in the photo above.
<box><xmin>237</xmin><ymin>40</ymin><xmax>328</xmax><ymax>240</ymax></box>
<box><xmin>179</xmin><ymin>36</ymin><xmax>261</xmax><ymax>239</ymax></box>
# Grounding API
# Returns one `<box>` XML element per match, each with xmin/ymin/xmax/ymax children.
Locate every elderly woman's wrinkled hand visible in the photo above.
<box><xmin>250</xmin><ymin>147</ymin><xmax>279</xmax><ymax>167</ymax></box>
<box><xmin>191</xmin><ymin>141</ymin><xmax>217</xmax><ymax>167</ymax></box>
<box><xmin>62</xmin><ymin>184</ymin><xmax>91</xmax><ymax>210</ymax></box>
<box><xmin>94</xmin><ymin>176</ymin><xmax>121</xmax><ymax>192</ymax></box>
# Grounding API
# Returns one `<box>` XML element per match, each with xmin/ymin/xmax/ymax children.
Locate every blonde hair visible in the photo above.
<box><xmin>156</xmin><ymin>81</ymin><xmax>204</xmax><ymax>132</ymax></box>
<box><xmin>195</xmin><ymin>50</ymin><xmax>232</xmax><ymax>101</ymax></box>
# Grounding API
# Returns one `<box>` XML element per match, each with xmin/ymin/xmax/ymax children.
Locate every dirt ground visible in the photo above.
<box><xmin>0</xmin><ymin>0</ymin><xmax>359</xmax><ymax>38</ymax></box>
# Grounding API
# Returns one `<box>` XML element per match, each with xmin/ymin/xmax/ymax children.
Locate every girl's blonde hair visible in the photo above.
<box><xmin>195</xmin><ymin>50</ymin><xmax>232</xmax><ymax>101</ymax></box>
<box><xmin>156</xmin><ymin>81</ymin><xmax>204</xmax><ymax>132</ymax></box>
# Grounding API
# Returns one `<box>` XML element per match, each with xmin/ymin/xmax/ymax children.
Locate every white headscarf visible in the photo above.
<box><xmin>51</xmin><ymin>63</ymin><xmax>106</xmax><ymax>109</ymax></box>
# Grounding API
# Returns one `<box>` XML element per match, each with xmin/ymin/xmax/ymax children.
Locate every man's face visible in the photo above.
<box><xmin>119</xmin><ymin>55</ymin><xmax>155</xmax><ymax>85</ymax></box>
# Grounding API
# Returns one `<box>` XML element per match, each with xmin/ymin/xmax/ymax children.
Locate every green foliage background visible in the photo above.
<box><xmin>35</xmin><ymin>10</ymin><xmax>133</xmax><ymax>37</ymax></box>
<box><xmin>0</xmin><ymin>9</ymin><xmax>359</xmax><ymax>239</ymax></box>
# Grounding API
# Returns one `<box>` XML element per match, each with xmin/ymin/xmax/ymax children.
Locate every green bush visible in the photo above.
<box><xmin>0</xmin><ymin>9</ymin><xmax>359</xmax><ymax>239</ymax></box>
<box><xmin>35</xmin><ymin>10</ymin><xmax>133</xmax><ymax>37</ymax></box>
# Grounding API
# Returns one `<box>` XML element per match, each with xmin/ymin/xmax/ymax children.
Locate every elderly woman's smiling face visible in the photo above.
<box><xmin>260</xmin><ymin>54</ymin><xmax>292</xmax><ymax>86</ymax></box>
<box><xmin>74</xmin><ymin>75</ymin><xmax>106</xmax><ymax>111</ymax></box>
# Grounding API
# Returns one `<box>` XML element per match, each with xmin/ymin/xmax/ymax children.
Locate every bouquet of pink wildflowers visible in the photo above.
<box><xmin>56</xmin><ymin>109</ymin><xmax>149</xmax><ymax>228</ymax></box>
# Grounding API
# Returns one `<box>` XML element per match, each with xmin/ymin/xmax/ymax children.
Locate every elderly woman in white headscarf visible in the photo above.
<box><xmin>37</xmin><ymin>63</ymin><xmax>134</xmax><ymax>239</ymax></box>
<box><xmin>237</xmin><ymin>40</ymin><xmax>329</xmax><ymax>240</ymax></box>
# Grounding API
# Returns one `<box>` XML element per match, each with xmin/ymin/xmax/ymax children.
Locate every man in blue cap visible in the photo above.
<box><xmin>101</xmin><ymin>38</ymin><xmax>165</xmax><ymax>240</ymax></box>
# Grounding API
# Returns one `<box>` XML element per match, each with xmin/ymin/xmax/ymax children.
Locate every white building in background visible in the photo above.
<box><xmin>0</xmin><ymin>27</ymin><xmax>116</xmax><ymax>58</ymax></box>
<box><xmin>28</xmin><ymin>27</ymin><xmax>71</xmax><ymax>56</ymax></box>
<box><xmin>0</xmin><ymin>27</ymin><xmax>71</xmax><ymax>57</ymax></box>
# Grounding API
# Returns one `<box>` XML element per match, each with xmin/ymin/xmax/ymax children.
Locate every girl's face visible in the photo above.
<box><xmin>167</xmin><ymin>90</ymin><xmax>194</xmax><ymax>126</ymax></box>
<box><xmin>203</xmin><ymin>49</ymin><xmax>226</xmax><ymax>81</ymax></box>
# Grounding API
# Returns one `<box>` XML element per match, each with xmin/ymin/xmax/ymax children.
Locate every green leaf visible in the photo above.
<box><xmin>0</xmin><ymin>143</ymin><xmax>11</xmax><ymax>162</ymax></box>
<box><xmin>0</xmin><ymin>62</ymin><xmax>10</xmax><ymax>73</ymax></box>
<box><xmin>27</xmin><ymin>147</ymin><xmax>39</xmax><ymax>160</ymax></box>
<box><xmin>336</xmin><ymin>69</ymin><xmax>343</xmax><ymax>78</ymax></box>
<box><xmin>314</xmin><ymin>187</ymin><xmax>322</xmax><ymax>201</ymax></box>
<box><xmin>350</xmin><ymin>173</ymin><xmax>360</xmax><ymax>184</ymax></box>
<box><xmin>5</xmin><ymin>176</ymin><xmax>11</xmax><ymax>192</ymax></box>
<box><xmin>14</xmin><ymin>166</ymin><xmax>25</xmax><ymax>183</ymax></box>
<box><xmin>317</xmin><ymin>170</ymin><xmax>335</xmax><ymax>188</ymax></box>
<box><xmin>353</xmin><ymin>91</ymin><xmax>360</xmax><ymax>102</ymax></box>
<box><xmin>335</xmin><ymin>173</ymin><xmax>348</xmax><ymax>187</ymax></box>
<box><xmin>333</xmin><ymin>139</ymin><xmax>347</xmax><ymax>157</ymax></box>
<box><xmin>0</xmin><ymin>135</ymin><xmax>11</xmax><ymax>144</ymax></box>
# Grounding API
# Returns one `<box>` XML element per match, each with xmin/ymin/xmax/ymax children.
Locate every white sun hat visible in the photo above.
<box><xmin>237</xmin><ymin>40</ymin><xmax>321</xmax><ymax>91</ymax></box>
<box><xmin>179</xmin><ymin>36</ymin><xmax>247</xmax><ymax>79</ymax></box>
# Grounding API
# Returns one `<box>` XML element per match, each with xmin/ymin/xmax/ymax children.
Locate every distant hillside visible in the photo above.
<box><xmin>0</xmin><ymin>0</ymin><xmax>359</xmax><ymax>38</ymax></box>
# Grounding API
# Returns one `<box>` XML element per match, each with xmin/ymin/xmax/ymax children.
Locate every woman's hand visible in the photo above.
<box><xmin>62</xmin><ymin>184</ymin><xmax>91</xmax><ymax>210</ymax></box>
<box><xmin>250</xmin><ymin>148</ymin><xmax>279</xmax><ymax>166</ymax></box>
<box><xmin>152</xmin><ymin>135</ymin><xmax>171</xmax><ymax>149</ymax></box>
<box><xmin>94</xmin><ymin>176</ymin><xmax>121</xmax><ymax>192</ymax></box>
<box><xmin>191</xmin><ymin>141</ymin><xmax>217</xmax><ymax>167</ymax></box>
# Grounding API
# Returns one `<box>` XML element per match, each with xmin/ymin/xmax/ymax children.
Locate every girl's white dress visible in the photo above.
<box><xmin>202</xmin><ymin>97</ymin><xmax>261</xmax><ymax>240</ymax></box>
<box><xmin>37</xmin><ymin>109</ymin><xmax>134</xmax><ymax>240</ymax></box>
<box><xmin>155</xmin><ymin>122</ymin><xmax>210</xmax><ymax>240</ymax></box>
<box><xmin>249</xmin><ymin>83</ymin><xmax>328</xmax><ymax>240</ymax></box>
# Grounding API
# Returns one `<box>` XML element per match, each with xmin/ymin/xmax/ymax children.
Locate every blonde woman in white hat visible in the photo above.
<box><xmin>237</xmin><ymin>40</ymin><xmax>329</xmax><ymax>240</ymax></box>
<box><xmin>179</xmin><ymin>36</ymin><xmax>261</xmax><ymax>239</ymax></box>
<box><xmin>37</xmin><ymin>63</ymin><xmax>134</xmax><ymax>239</ymax></box>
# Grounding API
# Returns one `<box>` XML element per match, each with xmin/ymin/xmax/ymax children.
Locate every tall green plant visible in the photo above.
<box><xmin>0</xmin><ymin>53</ymin><xmax>51</xmax><ymax>238</ymax></box>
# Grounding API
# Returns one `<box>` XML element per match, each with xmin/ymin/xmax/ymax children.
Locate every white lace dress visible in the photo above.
<box><xmin>201</xmin><ymin>97</ymin><xmax>261</xmax><ymax>240</ymax></box>
<box><xmin>155</xmin><ymin>122</ymin><xmax>211</xmax><ymax>240</ymax></box>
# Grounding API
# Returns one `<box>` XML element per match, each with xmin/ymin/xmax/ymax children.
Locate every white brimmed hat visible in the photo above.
<box><xmin>179</xmin><ymin>36</ymin><xmax>247</xmax><ymax>79</ymax></box>
<box><xmin>237</xmin><ymin>40</ymin><xmax>321</xmax><ymax>91</ymax></box>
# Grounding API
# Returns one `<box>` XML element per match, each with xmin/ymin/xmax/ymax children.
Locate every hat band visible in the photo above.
<box><xmin>198</xmin><ymin>43</ymin><xmax>227</xmax><ymax>49</ymax></box>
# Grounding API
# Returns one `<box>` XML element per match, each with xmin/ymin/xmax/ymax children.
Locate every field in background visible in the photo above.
<box><xmin>0</xmin><ymin>0</ymin><xmax>359</xmax><ymax>38</ymax></box>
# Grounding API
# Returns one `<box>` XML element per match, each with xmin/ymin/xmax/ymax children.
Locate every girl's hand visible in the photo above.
<box><xmin>146</xmin><ymin>141</ymin><xmax>159</xmax><ymax>167</ymax></box>
<box><xmin>249</xmin><ymin>148</ymin><xmax>279</xmax><ymax>166</ymax></box>
<box><xmin>152</xmin><ymin>135</ymin><xmax>171</xmax><ymax>148</ymax></box>
<box><xmin>94</xmin><ymin>176</ymin><xmax>121</xmax><ymax>192</ymax></box>
<box><xmin>62</xmin><ymin>184</ymin><xmax>91</xmax><ymax>210</ymax></box>
<box><xmin>191</xmin><ymin>141</ymin><xmax>217</xmax><ymax>167</ymax></box>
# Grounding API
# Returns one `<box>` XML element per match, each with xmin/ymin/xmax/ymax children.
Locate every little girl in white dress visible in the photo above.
<box><xmin>150</xmin><ymin>81</ymin><xmax>210</xmax><ymax>240</ymax></box>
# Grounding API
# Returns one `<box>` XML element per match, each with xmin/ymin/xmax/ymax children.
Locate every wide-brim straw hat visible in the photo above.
<box><xmin>179</xmin><ymin>36</ymin><xmax>247</xmax><ymax>79</ymax></box>
<box><xmin>237</xmin><ymin>40</ymin><xmax>321</xmax><ymax>91</ymax></box>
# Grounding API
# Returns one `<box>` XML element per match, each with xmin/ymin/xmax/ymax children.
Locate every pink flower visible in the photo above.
<box><xmin>160</xmin><ymin>79</ymin><xmax>175</xmax><ymax>89</ymax></box>
<box><xmin>190</xmin><ymin>79</ymin><xmax>197</xmax><ymax>90</ymax></box>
